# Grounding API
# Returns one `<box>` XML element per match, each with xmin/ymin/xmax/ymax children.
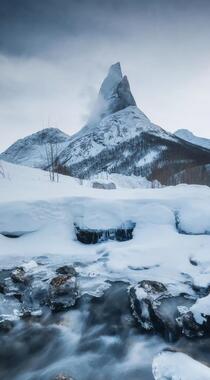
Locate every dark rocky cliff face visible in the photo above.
<box><xmin>58</xmin><ymin>132</ymin><xmax>210</xmax><ymax>186</ymax></box>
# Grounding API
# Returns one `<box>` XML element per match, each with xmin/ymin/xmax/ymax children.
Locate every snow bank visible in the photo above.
<box><xmin>177</xmin><ymin>202</ymin><xmax>210</xmax><ymax>234</ymax></box>
<box><xmin>0</xmin><ymin>161</ymin><xmax>210</xmax><ymax>302</ymax></box>
<box><xmin>88</xmin><ymin>171</ymin><xmax>154</xmax><ymax>189</ymax></box>
<box><xmin>190</xmin><ymin>294</ymin><xmax>210</xmax><ymax>324</ymax></box>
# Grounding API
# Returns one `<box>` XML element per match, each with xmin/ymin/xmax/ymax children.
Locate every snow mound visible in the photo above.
<box><xmin>152</xmin><ymin>350</ymin><xmax>210</xmax><ymax>380</ymax></box>
<box><xmin>177</xmin><ymin>202</ymin><xmax>210</xmax><ymax>234</ymax></box>
<box><xmin>190</xmin><ymin>294</ymin><xmax>210</xmax><ymax>324</ymax></box>
<box><xmin>88</xmin><ymin>171</ymin><xmax>155</xmax><ymax>189</ymax></box>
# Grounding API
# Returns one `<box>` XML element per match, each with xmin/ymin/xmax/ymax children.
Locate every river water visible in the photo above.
<box><xmin>0</xmin><ymin>255</ymin><xmax>210</xmax><ymax>380</ymax></box>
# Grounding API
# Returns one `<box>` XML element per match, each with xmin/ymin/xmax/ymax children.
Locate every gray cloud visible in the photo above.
<box><xmin>0</xmin><ymin>0</ymin><xmax>210</xmax><ymax>150</ymax></box>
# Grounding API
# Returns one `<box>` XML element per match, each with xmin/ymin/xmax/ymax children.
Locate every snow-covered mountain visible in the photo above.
<box><xmin>1</xmin><ymin>62</ymin><xmax>210</xmax><ymax>185</ymax></box>
<box><xmin>56</xmin><ymin>63</ymin><xmax>210</xmax><ymax>185</ymax></box>
<box><xmin>175</xmin><ymin>128</ymin><xmax>210</xmax><ymax>150</ymax></box>
<box><xmin>0</xmin><ymin>128</ymin><xmax>71</xmax><ymax>169</ymax></box>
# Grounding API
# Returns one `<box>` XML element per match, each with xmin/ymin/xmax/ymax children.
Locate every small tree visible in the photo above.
<box><xmin>44</xmin><ymin>142</ymin><xmax>60</xmax><ymax>182</ymax></box>
<box><xmin>0</xmin><ymin>160</ymin><xmax>6</xmax><ymax>179</ymax></box>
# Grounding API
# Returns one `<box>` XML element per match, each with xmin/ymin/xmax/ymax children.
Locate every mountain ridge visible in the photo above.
<box><xmin>175</xmin><ymin>129</ymin><xmax>210</xmax><ymax>150</ymax></box>
<box><xmin>0</xmin><ymin>128</ymin><xmax>71</xmax><ymax>169</ymax></box>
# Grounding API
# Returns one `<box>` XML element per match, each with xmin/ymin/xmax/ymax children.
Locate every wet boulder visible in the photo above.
<box><xmin>130</xmin><ymin>280</ymin><xmax>194</xmax><ymax>341</ymax></box>
<box><xmin>10</xmin><ymin>261</ymin><xmax>38</xmax><ymax>286</ymax></box>
<box><xmin>0</xmin><ymin>262</ymin><xmax>79</xmax><ymax>319</ymax></box>
<box><xmin>177</xmin><ymin>310</ymin><xmax>208</xmax><ymax>338</ymax></box>
<box><xmin>11</xmin><ymin>268</ymin><xmax>29</xmax><ymax>285</ymax></box>
<box><xmin>56</xmin><ymin>265</ymin><xmax>77</xmax><ymax>277</ymax></box>
<box><xmin>177</xmin><ymin>294</ymin><xmax>210</xmax><ymax>338</ymax></box>
<box><xmin>0</xmin><ymin>317</ymin><xmax>15</xmax><ymax>333</ymax></box>
<box><xmin>48</xmin><ymin>272</ymin><xmax>78</xmax><ymax>312</ymax></box>
<box><xmin>0</xmin><ymin>269</ymin><xmax>13</xmax><ymax>294</ymax></box>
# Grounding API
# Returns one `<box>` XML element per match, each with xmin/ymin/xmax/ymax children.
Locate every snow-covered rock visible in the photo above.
<box><xmin>74</xmin><ymin>221</ymin><xmax>135</xmax><ymax>244</ymax></box>
<box><xmin>130</xmin><ymin>280</ymin><xmax>194</xmax><ymax>341</ymax></box>
<box><xmin>152</xmin><ymin>350</ymin><xmax>210</xmax><ymax>380</ymax></box>
<box><xmin>176</xmin><ymin>202</ymin><xmax>210</xmax><ymax>235</ymax></box>
<box><xmin>92</xmin><ymin>181</ymin><xmax>116</xmax><ymax>189</ymax></box>
<box><xmin>177</xmin><ymin>294</ymin><xmax>210</xmax><ymax>338</ymax></box>
<box><xmin>89</xmin><ymin>171</ymin><xmax>156</xmax><ymax>188</ymax></box>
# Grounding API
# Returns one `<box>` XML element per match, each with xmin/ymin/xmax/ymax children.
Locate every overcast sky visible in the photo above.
<box><xmin>0</xmin><ymin>0</ymin><xmax>210</xmax><ymax>151</ymax></box>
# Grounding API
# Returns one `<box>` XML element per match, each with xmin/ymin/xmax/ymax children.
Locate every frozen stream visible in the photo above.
<box><xmin>0</xmin><ymin>254</ymin><xmax>210</xmax><ymax>380</ymax></box>
<box><xmin>1</xmin><ymin>164</ymin><xmax>210</xmax><ymax>378</ymax></box>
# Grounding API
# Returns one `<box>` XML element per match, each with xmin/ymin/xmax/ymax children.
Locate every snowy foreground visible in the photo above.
<box><xmin>1</xmin><ymin>161</ymin><xmax>210</xmax><ymax>379</ymax></box>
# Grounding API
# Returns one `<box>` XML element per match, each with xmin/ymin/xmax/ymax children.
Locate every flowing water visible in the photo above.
<box><xmin>0</xmin><ymin>255</ymin><xmax>210</xmax><ymax>380</ymax></box>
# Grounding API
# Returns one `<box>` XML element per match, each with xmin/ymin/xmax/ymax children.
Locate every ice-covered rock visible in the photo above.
<box><xmin>130</xmin><ymin>280</ymin><xmax>194</xmax><ymax>341</ymax></box>
<box><xmin>74</xmin><ymin>221</ymin><xmax>136</xmax><ymax>244</ymax></box>
<box><xmin>0</xmin><ymin>262</ymin><xmax>79</xmax><ymax>318</ymax></box>
<box><xmin>48</xmin><ymin>272</ymin><xmax>78</xmax><ymax>312</ymax></box>
<box><xmin>178</xmin><ymin>294</ymin><xmax>210</xmax><ymax>338</ymax></box>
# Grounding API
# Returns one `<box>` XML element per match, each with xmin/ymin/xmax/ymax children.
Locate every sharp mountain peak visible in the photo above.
<box><xmin>88</xmin><ymin>62</ymin><xmax>136</xmax><ymax>123</ymax></box>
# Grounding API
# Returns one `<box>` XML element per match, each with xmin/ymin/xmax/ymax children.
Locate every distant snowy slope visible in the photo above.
<box><xmin>0</xmin><ymin>160</ymin><xmax>154</xmax><ymax>197</ymax></box>
<box><xmin>0</xmin><ymin>128</ymin><xmax>71</xmax><ymax>169</ymax></box>
<box><xmin>175</xmin><ymin>129</ymin><xmax>210</xmax><ymax>150</ymax></box>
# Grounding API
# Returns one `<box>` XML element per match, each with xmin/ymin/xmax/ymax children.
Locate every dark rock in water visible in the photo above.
<box><xmin>177</xmin><ymin>310</ymin><xmax>210</xmax><ymax>338</ymax></box>
<box><xmin>0</xmin><ymin>269</ymin><xmax>13</xmax><ymax>294</ymax></box>
<box><xmin>74</xmin><ymin>222</ymin><xmax>136</xmax><ymax>244</ymax></box>
<box><xmin>0</xmin><ymin>263</ymin><xmax>79</xmax><ymax>319</ymax></box>
<box><xmin>56</xmin><ymin>265</ymin><xmax>77</xmax><ymax>277</ymax></box>
<box><xmin>0</xmin><ymin>283</ymin><xmax>4</xmax><ymax>294</ymax></box>
<box><xmin>48</xmin><ymin>274</ymin><xmax>78</xmax><ymax>312</ymax></box>
<box><xmin>130</xmin><ymin>280</ymin><xmax>194</xmax><ymax>341</ymax></box>
<box><xmin>11</xmin><ymin>268</ymin><xmax>29</xmax><ymax>285</ymax></box>
<box><xmin>0</xmin><ymin>318</ymin><xmax>15</xmax><ymax>333</ymax></box>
